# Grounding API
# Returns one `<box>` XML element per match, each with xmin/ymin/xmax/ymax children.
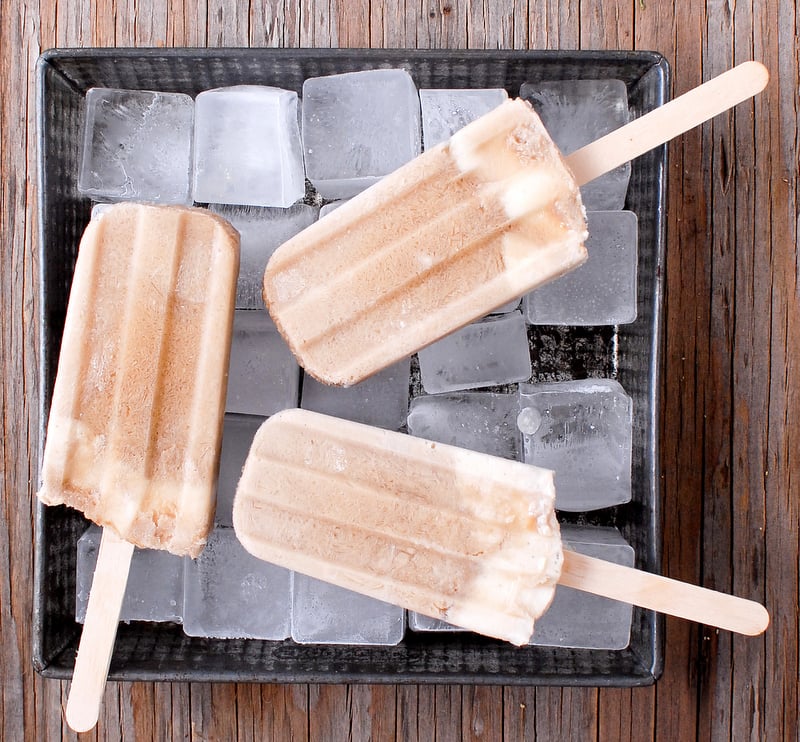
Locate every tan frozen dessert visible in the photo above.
<box><xmin>233</xmin><ymin>408</ymin><xmax>563</xmax><ymax>645</ymax></box>
<box><xmin>39</xmin><ymin>202</ymin><xmax>239</xmax><ymax>557</ymax></box>
<box><xmin>264</xmin><ymin>98</ymin><xmax>588</xmax><ymax>386</ymax></box>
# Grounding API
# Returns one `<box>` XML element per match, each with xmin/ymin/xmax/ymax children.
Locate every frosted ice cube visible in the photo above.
<box><xmin>226</xmin><ymin>310</ymin><xmax>300</xmax><ymax>416</ymax></box>
<box><xmin>301</xmin><ymin>357</ymin><xmax>410</xmax><ymax>430</ymax></box>
<box><xmin>524</xmin><ymin>211</ymin><xmax>638</xmax><ymax>325</ymax></box>
<box><xmin>531</xmin><ymin>525</ymin><xmax>634</xmax><ymax>648</ymax></box>
<box><xmin>418</xmin><ymin>311</ymin><xmax>531</xmax><ymax>394</ymax></box>
<box><xmin>302</xmin><ymin>69</ymin><xmax>421</xmax><ymax>199</ymax></box>
<box><xmin>408</xmin><ymin>612</ymin><xmax>462</xmax><ymax>632</ymax></box>
<box><xmin>319</xmin><ymin>200</ymin><xmax>347</xmax><ymax>217</ymax></box>
<box><xmin>182</xmin><ymin>527</ymin><xmax>291</xmax><ymax>639</ymax></box>
<box><xmin>520</xmin><ymin>79</ymin><xmax>631</xmax><ymax>210</ymax></box>
<box><xmin>193</xmin><ymin>86</ymin><xmax>305</xmax><ymax>207</ymax></box>
<box><xmin>78</xmin><ymin>88</ymin><xmax>194</xmax><ymax>204</ymax></box>
<box><xmin>291</xmin><ymin>573</ymin><xmax>405</xmax><ymax>645</ymax></box>
<box><xmin>420</xmin><ymin>88</ymin><xmax>508</xmax><ymax>149</ymax></box>
<box><xmin>489</xmin><ymin>297</ymin><xmax>520</xmax><ymax>314</ymax></box>
<box><xmin>407</xmin><ymin>392</ymin><xmax>520</xmax><ymax>459</ymax></box>
<box><xmin>518</xmin><ymin>379</ymin><xmax>632</xmax><ymax>511</ymax></box>
<box><xmin>209</xmin><ymin>204</ymin><xmax>318</xmax><ymax>310</ymax></box>
<box><xmin>215</xmin><ymin>414</ymin><xmax>264</xmax><ymax>526</ymax></box>
<box><xmin>76</xmin><ymin>525</ymin><xmax>183</xmax><ymax>623</ymax></box>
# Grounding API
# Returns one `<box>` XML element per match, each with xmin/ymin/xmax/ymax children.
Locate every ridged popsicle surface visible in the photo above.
<box><xmin>39</xmin><ymin>203</ymin><xmax>239</xmax><ymax>557</ymax></box>
<box><xmin>233</xmin><ymin>409</ymin><xmax>563</xmax><ymax>645</ymax></box>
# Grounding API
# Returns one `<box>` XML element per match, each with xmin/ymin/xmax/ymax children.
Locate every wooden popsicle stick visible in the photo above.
<box><xmin>65</xmin><ymin>527</ymin><xmax>135</xmax><ymax>733</ymax></box>
<box><xmin>560</xmin><ymin>549</ymin><xmax>769</xmax><ymax>636</ymax></box>
<box><xmin>565</xmin><ymin>61</ymin><xmax>770</xmax><ymax>186</ymax></box>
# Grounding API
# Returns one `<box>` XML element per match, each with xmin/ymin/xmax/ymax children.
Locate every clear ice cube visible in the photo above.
<box><xmin>520</xmin><ymin>79</ymin><xmax>631</xmax><ymax>210</ymax></box>
<box><xmin>215</xmin><ymin>413</ymin><xmax>265</xmax><ymax>526</ymax></box>
<box><xmin>302</xmin><ymin>69</ymin><xmax>422</xmax><ymax>199</ymax></box>
<box><xmin>406</xmin><ymin>391</ymin><xmax>520</xmax><ymax>459</ymax></box>
<box><xmin>419</xmin><ymin>88</ymin><xmax>508</xmax><ymax>149</ymax></box>
<box><xmin>489</xmin><ymin>297</ymin><xmax>521</xmax><ymax>315</ymax></box>
<box><xmin>193</xmin><ymin>86</ymin><xmax>305</xmax><ymax>208</ymax></box>
<box><xmin>301</xmin><ymin>357</ymin><xmax>410</xmax><ymax>430</ymax></box>
<box><xmin>182</xmin><ymin>527</ymin><xmax>292</xmax><ymax>639</ymax></box>
<box><xmin>517</xmin><ymin>378</ymin><xmax>633</xmax><ymax>511</ymax></box>
<box><xmin>291</xmin><ymin>573</ymin><xmax>405</xmax><ymax>645</ymax></box>
<box><xmin>78</xmin><ymin>88</ymin><xmax>194</xmax><ymax>204</ymax></box>
<box><xmin>75</xmin><ymin>525</ymin><xmax>183</xmax><ymax>623</ymax></box>
<box><xmin>524</xmin><ymin>211</ymin><xmax>638</xmax><ymax>325</ymax></box>
<box><xmin>531</xmin><ymin>525</ymin><xmax>634</xmax><ymax>648</ymax></box>
<box><xmin>417</xmin><ymin>311</ymin><xmax>531</xmax><ymax>394</ymax></box>
<box><xmin>319</xmin><ymin>200</ymin><xmax>348</xmax><ymax>216</ymax></box>
<box><xmin>226</xmin><ymin>310</ymin><xmax>300</xmax><ymax>416</ymax></box>
<box><xmin>209</xmin><ymin>203</ymin><xmax>319</xmax><ymax>310</ymax></box>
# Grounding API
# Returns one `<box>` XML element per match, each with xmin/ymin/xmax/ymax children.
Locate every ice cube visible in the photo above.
<box><xmin>489</xmin><ymin>297</ymin><xmax>520</xmax><ymax>315</ymax></box>
<box><xmin>408</xmin><ymin>612</ymin><xmax>462</xmax><ymax>632</ymax></box>
<box><xmin>291</xmin><ymin>573</ymin><xmax>405</xmax><ymax>645</ymax></box>
<box><xmin>209</xmin><ymin>204</ymin><xmax>319</xmax><ymax>310</ymax></box>
<box><xmin>518</xmin><ymin>379</ymin><xmax>632</xmax><ymax>511</ymax></box>
<box><xmin>78</xmin><ymin>88</ymin><xmax>194</xmax><ymax>204</ymax></box>
<box><xmin>193</xmin><ymin>86</ymin><xmax>305</xmax><ymax>207</ymax></box>
<box><xmin>226</xmin><ymin>310</ymin><xmax>300</xmax><ymax>416</ymax></box>
<box><xmin>520</xmin><ymin>79</ymin><xmax>631</xmax><ymax>210</ymax></box>
<box><xmin>420</xmin><ymin>88</ymin><xmax>508</xmax><ymax>149</ymax></box>
<box><xmin>301</xmin><ymin>357</ymin><xmax>410</xmax><ymax>430</ymax></box>
<box><xmin>418</xmin><ymin>311</ymin><xmax>531</xmax><ymax>394</ymax></box>
<box><xmin>302</xmin><ymin>69</ymin><xmax>422</xmax><ymax>199</ymax></box>
<box><xmin>319</xmin><ymin>200</ymin><xmax>347</xmax><ymax>217</ymax></box>
<box><xmin>182</xmin><ymin>527</ymin><xmax>292</xmax><ymax>639</ymax></box>
<box><xmin>524</xmin><ymin>211</ymin><xmax>638</xmax><ymax>325</ymax></box>
<box><xmin>75</xmin><ymin>525</ymin><xmax>183</xmax><ymax>623</ymax></box>
<box><xmin>531</xmin><ymin>525</ymin><xmax>634</xmax><ymax>648</ymax></box>
<box><xmin>406</xmin><ymin>392</ymin><xmax>520</xmax><ymax>459</ymax></box>
<box><xmin>215</xmin><ymin>414</ymin><xmax>264</xmax><ymax>526</ymax></box>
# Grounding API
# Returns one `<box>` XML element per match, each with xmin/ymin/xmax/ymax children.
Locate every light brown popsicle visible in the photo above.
<box><xmin>233</xmin><ymin>410</ymin><xmax>770</xmax><ymax>646</ymax></box>
<box><xmin>38</xmin><ymin>203</ymin><xmax>239</xmax><ymax>732</ymax></box>
<box><xmin>39</xmin><ymin>202</ymin><xmax>239</xmax><ymax>557</ymax></box>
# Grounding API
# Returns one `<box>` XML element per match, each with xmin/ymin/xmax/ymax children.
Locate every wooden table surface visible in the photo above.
<box><xmin>2</xmin><ymin>1</ymin><xmax>798</xmax><ymax>739</ymax></box>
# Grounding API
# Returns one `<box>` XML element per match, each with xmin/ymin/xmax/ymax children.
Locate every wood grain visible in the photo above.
<box><xmin>2</xmin><ymin>0</ymin><xmax>798</xmax><ymax>739</ymax></box>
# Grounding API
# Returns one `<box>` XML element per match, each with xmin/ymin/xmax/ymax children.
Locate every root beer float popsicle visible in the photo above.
<box><xmin>39</xmin><ymin>203</ymin><xmax>239</xmax><ymax>730</ymax></box>
<box><xmin>264</xmin><ymin>62</ymin><xmax>769</xmax><ymax>386</ymax></box>
<box><xmin>234</xmin><ymin>410</ymin><xmax>769</xmax><ymax>646</ymax></box>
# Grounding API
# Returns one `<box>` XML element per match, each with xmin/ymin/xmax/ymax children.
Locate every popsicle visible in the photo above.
<box><xmin>233</xmin><ymin>409</ymin><xmax>770</xmax><ymax>645</ymax></box>
<box><xmin>38</xmin><ymin>202</ymin><xmax>239</xmax><ymax>730</ymax></box>
<box><xmin>264</xmin><ymin>61</ymin><xmax>769</xmax><ymax>386</ymax></box>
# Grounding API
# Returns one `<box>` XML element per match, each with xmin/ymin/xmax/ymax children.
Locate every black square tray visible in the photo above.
<box><xmin>35</xmin><ymin>47</ymin><xmax>668</xmax><ymax>685</ymax></box>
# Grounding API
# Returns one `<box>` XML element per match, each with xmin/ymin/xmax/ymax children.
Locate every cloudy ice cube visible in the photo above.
<box><xmin>215</xmin><ymin>413</ymin><xmax>264</xmax><ymax>526</ymax></box>
<box><xmin>193</xmin><ymin>86</ymin><xmax>305</xmax><ymax>207</ymax></box>
<box><xmin>301</xmin><ymin>357</ymin><xmax>410</xmax><ymax>430</ymax></box>
<box><xmin>418</xmin><ymin>311</ymin><xmax>531</xmax><ymax>394</ymax></box>
<box><xmin>302</xmin><ymin>69</ymin><xmax>421</xmax><ymax>199</ymax></box>
<box><xmin>524</xmin><ymin>211</ymin><xmax>638</xmax><ymax>325</ymax></box>
<box><xmin>78</xmin><ymin>88</ymin><xmax>194</xmax><ymax>204</ymax></box>
<box><xmin>291</xmin><ymin>574</ymin><xmax>405</xmax><ymax>645</ymax></box>
<box><xmin>76</xmin><ymin>525</ymin><xmax>183</xmax><ymax>623</ymax></box>
<box><xmin>520</xmin><ymin>79</ymin><xmax>630</xmax><ymax>209</ymax></box>
<box><xmin>209</xmin><ymin>203</ymin><xmax>318</xmax><ymax>310</ymax></box>
<box><xmin>518</xmin><ymin>378</ymin><xmax>632</xmax><ymax>511</ymax></box>
<box><xmin>531</xmin><ymin>525</ymin><xmax>634</xmax><ymax>648</ymax></box>
<box><xmin>182</xmin><ymin>527</ymin><xmax>291</xmax><ymax>639</ymax></box>
<box><xmin>407</xmin><ymin>391</ymin><xmax>520</xmax><ymax>459</ymax></box>
<box><xmin>226</xmin><ymin>310</ymin><xmax>300</xmax><ymax>416</ymax></box>
<box><xmin>420</xmin><ymin>88</ymin><xmax>508</xmax><ymax>149</ymax></box>
<box><xmin>489</xmin><ymin>297</ymin><xmax>520</xmax><ymax>314</ymax></box>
